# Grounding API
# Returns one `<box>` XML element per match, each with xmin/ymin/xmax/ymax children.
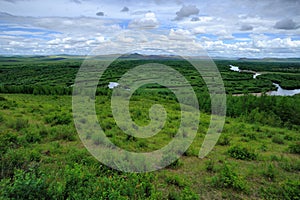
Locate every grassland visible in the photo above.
<box><xmin>0</xmin><ymin>56</ymin><xmax>299</xmax><ymax>199</ymax></box>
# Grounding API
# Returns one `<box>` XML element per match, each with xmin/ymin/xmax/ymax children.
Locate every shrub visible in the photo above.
<box><xmin>161</xmin><ymin>153</ymin><xmax>182</xmax><ymax>169</ymax></box>
<box><xmin>0</xmin><ymin>169</ymin><xmax>50</xmax><ymax>200</ymax></box>
<box><xmin>45</xmin><ymin>112</ymin><xmax>71</xmax><ymax>126</ymax></box>
<box><xmin>282</xmin><ymin>180</ymin><xmax>300</xmax><ymax>199</ymax></box>
<box><xmin>168</xmin><ymin>187</ymin><xmax>198</xmax><ymax>200</ymax></box>
<box><xmin>260</xmin><ymin>143</ymin><xmax>268</xmax><ymax>152</ymax></box>
<box><xmin>217</xmin><ymin>135</ymin><xmax>230</xmax><ymax>146</ymax></box>
<box><xmin>15</xmin><ymin>118</ymin><xmax>29</xmax><ymax>131</ymax></box>
<box><xmin>205</xmin><ymin>159</ymin><xmax>216</xmax><ymax>172</ymax></box>
<box><xmin>0</xmin><ymin>132</ymin><xmax>19</xmax><ymax>154</ymax></box>
<box><xmin>279</xmin><ymin>159</ymin><xmax>300</xmax><ymax>172</ymax></box>
<box><xmin>284</xmin><ymin>134</ymin><xmax>294</xmax><ymax>141</ymax></box>
<box><xmin>0</xmin><ymin>148</ymin><xmax>31</xmax><ymax>178</ymax></box>
<box><xmin>262</xmin><ymin>164</ymin><xmax>276</xmax><ymax>181</ymax></box>
<box><xmin>260</xmin><ymin>180</ymin><xmax>300</xmax><ymax>199</ymax></box>
<box><xmin>168</xmin><ymin>189</ymin><xmax>180</xmax><ymax>200</ymax></box>
<box><xmin>228</xmin><ymin>146</ymin><xmax>257</xmax><ymax>160</ymax></box>
<box><xmin>166</xmin><ymin>175</ymin><xmax>186</xmax><ymax>188</ymax></box>
<box><xmin>242</xmin><ymin>132</ymin><xmax>257</xmax><ymax>140</ymax></box>
<box><xmin>0</xmin><ymin>99</ymin><xmax>17</xmax><ymax>109</ymax></box>
<box><xmin>272</xmin><ymin>134</ymin><xmax>284</xmax><ymax>144</ymax></box>
<box><xmin>211</xmin><ymin>163</ymin><xmax>247</xmax><ymax>191</ymax></box>
<box><xmin>0</xmin><ymin>113</ymin><xmax>4</xmax><ymax>123</ymax></box>
<box><xmin>0</xmin><ymin>96</ymin><xmax>7</xmax><ymax>101</ymax></box>
<box><xmin>50</xmin><ymin>125</ymin><xmax>76</xmax><ymax>141</ymax></box>
<box><xmin>25</xmin><ymin>129</ymin><xmax>41</xmax><ymax>143</ymax></box>
<box><xmin>289</xmin><ymin>142</ymin><xmax>300</xmax><ymax>154</ymax></box>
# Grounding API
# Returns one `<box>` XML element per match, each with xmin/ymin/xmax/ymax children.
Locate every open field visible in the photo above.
<box><xmin>0</xmin><ymin>56</ymin><xmax>300</xmax><ymax>199</ymax></box>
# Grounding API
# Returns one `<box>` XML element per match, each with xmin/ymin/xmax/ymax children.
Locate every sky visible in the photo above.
<box><xmin>0</xmin><ymin>0</ymin><xmax>300</xmax><ymax>58</ymax></box>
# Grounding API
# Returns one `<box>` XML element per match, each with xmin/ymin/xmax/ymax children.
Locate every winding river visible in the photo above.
<box><xmin>108</xmin><ymin>67</ymin><xmax>300</xmax><ymax>97</ymax></box>
<box><xmin>108</xmin><ymin>82</ymin><xmax>120</xmax><ymax>89</ymax></box>
<box><xmin>229</xmin><ymin>65</ymin><xmax>300</xmax><ymax>96</ymax></box>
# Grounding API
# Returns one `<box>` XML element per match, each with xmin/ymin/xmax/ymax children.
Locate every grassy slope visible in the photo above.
<box><xmin>0</xmin><ymin>94</ymin><xmax>299</xmax><ymax>199</ymax></box>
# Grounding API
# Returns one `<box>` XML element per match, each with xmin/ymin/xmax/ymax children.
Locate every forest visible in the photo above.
<box><xmin>0</xmin><ymin>56</ymin><xmax>299</xmax><ymax>199</ymax></box>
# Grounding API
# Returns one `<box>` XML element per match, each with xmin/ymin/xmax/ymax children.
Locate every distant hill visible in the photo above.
<box><xmin>1</xmin><ymin>54</ymin><xmax>300</xmax><ymax>62</ymax></box>
<box><xmin>238</xmin><ymin>57</ymin><xmax>300</xmax><ymax>62</ymax></box>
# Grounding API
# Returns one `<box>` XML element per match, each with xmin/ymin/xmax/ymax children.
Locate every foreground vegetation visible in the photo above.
<box><xmin>0</xmin><ymin>56</ymin><xmax>299</xmax><ymax>199</ymax></box>
<box><xmin>0</xmin><ymin>93</ymin><xmax>299</xmax><ymax>199</ymax></box>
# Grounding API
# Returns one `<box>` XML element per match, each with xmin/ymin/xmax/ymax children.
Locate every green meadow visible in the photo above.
<box><xmin>0</xmin><ymin>56</ymin><xmax>299</xmax><ymax>199</ymax></box>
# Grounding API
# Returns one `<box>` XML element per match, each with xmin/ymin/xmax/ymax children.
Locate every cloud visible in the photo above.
<box><xmin>2</xmin><ymin>0</ymin><xmax>18</xmax><ymax>3</ymax></box>
<box><xmin>175</xmin><ymin>5</ymin><xmax>199</xmax><ymax>20</ymax></box>
<box><xmin>131</xmin><ymin>10</ymin><xmax>151</xmax><ymax>15</ymax></box>
<box><xmin>96</xmin><ymin>12</ymin><xmax>104</xmax><ymax>16</ymax></box>
<box><xmin>240</xmin><ymin>24</ymin><xmax>253</xmax><ymax>31</ymax></box>
<box><xmin>128</xmin><ymin>12</ymin><xmax>159</xmax><ymax>29</ymax></box>
<box><xmin>274</xmin><ymin>18</ymin><xmax>298</xmax><ymax>30</ymax></box>
<box><xmin>121</xmin><ymin>6</ymin><xmax>129</xmax><ymax>12</ymax></box>
<box><xmin>191</xmin><ymin>17</ymin><xmax>200</xmax><ymax>22</ymax></box>
<box><xmin>1</xmin><ymin>0</ymin><xmax>300</xmax><ymax>57</ymax></box>
<box><xmin>70</xmin><ymin>0</ymin><xmax>81</xmax><ymax>4</ymax></box>
<box><xmin>168</xmin><ymin>29</ymin><xmax>194</xmax><ymax>41</ymax></box>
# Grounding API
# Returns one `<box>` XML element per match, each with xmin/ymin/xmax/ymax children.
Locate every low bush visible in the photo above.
<box><xmin>205</xmin><ymin>159</ymin><xmax>216</xmax><ymax>172</ymax></box>
<box><xmin>217</xmin><ymin>135</ymin><xmax>231</xmax><ymax>146</ymax></box>
<box><xmin>242</xmin><ymin>132</ymin><xmax>257</xmax><ymax>140</ymax></box>
<box><xmin>168</xmin><ymin>187</ymin><xmax>198</xmax><ymax>200</ymax></box>
<box><xmin>15</xmin><ymin>118</ymin><xmax>29</xmax><ymax>131</ymax></box>
<box><xmin>25</xmin><ymin>129</ymin><xmax>41</xmax><ymax>143</ymax></box>
<box><xmin>272</xmin><ymin>134</ymin><xmax>284</xmax><ymax>144</ymax></box>
<box><xmin>260</xmin><ymin>180</ymin><xmax>300</xmax><ymax>200</ymax></box>
<box><xmin>0</xmin><ymin>132</ymin><xmax>19</xmax><ymax>154</ymax></box>
<box><xmin>279</xmin><ymin>159</ymin><xmax>300</xmax><ymax>172</ymax></box>
<box><xmin>228</xmin><ymin>146</ymin><xmax>257</xmax><ymax>160</ymax></box>
<box><xmin>289</xmin><ymin>142</ymin><xmax>300</xmax><ymax>154</ymax></box>
<box><xmin>211</xmin><ymin>163</ymin><xmax>247</xmax><ymax>192</ymax></box>
<box><xmin>0</xmin><ymin>169</ymin><xmax>50</xmax><ymax>200</ymax></box>
<box><xmin>45</xmin><ymin>112</ymin><xmax>71</xmax><ymax>126</ymax></box>
<box><xmin>50</xmin><ymin>125</ymin><xmax>76</xmax><ymax>141</ymax></box>
<box><xmin>262</xmin><ymin>164</ymin><xmax>276</xmax><ymax>181</ymax></box>
<box><xmin>161</xmin><ymin>153</ymin><xmax>182</xmax><ymax>169</ymax></box>
<box><xmin>166</xmin><ymin>175</ymin><xmax>186</xmax><ymax>188</ymax></box>
<box><xmin>0</xmin><ymin>113</ymin><xmax>4</xmax><ymax>123</ymax></box>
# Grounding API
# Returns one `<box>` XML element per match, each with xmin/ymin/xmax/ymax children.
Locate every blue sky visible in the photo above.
<box><xmin>0</xmin><ymin>0</ymin><xmax>300</xmax><ymax>58</ymax></box>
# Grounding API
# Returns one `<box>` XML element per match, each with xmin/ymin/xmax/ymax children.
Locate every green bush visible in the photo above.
<box><xmin>166</xmin><ymin>175</ymin><xmax>186</xmax><ymax>188</ymax></box>
<box><xmin>289</xmin><ymin>142</ymin><xmax>300</xmax><ymax>154</ymax></box>
<box><xmin>272</xmin><ymin>134</ymin><xmax>284</xmax><ymax>144</ymax></box>
<box><xmin>0</xmin><ymin>96</ymin><xmax>7</xmax><ymax>101</ymax></box>
<box><xmin>0</xmin><ymin>113</ymin><xmax>4</xmax><ymax>123</ymax></box>
<box><xmin>205</xmin><ymin>159</ymin><xmax>216</xmax><ymax>172</ymax></box>
<box><xmin>261</xmin><ymin>180</ymin><xmax>300</xmax><ymax>199</ymax></box>
<box><xmin>262</xmin><ymin>164</ymin><xmax>276</xmax><ymax>181</ymax></box>
<box><xmin>161</xmin><ymin>154</ymin><xmax>182</xmax><ymax>169</ymax></box>
<box><xmin>50</xmin><ymin>125</ymin><xmax>76</xmax><ymax>141</ymax></box>
<box><xmin>242</xmin><ymin>132</ymin><xmax>257</xmax><ymax>140</ymax></box>
<box><xmin>260</xmin><ymin>143</ymin><xmax>268</xmax><ymax>152</ymax></box>
<box><xmin>282</xmin><ymin>180</ymin><xmax>300</xmax><ymax>199</ymax></box>
<box><xmin>15</xmin><ymin>118</ymin><xmax>29</xmax><ymax>131</ymax></box>
<box><xmin>279</xmin><ymin>159</ymin><xmax>300</xmax><ymax>172</ymax></box>
<box><xmin>217</xmin><ymin>135</ymin><xmax>231</xmax><ymax>146</ymax></box>
<box><xmin>0</xmin><ymin>132</ymin><xmax>19</xmax><ymax>154</ymax></box>
<box><xmin>211</xmin><ymin>163</ymin><xmax>247</xmax><ymax>191</ymax></box>
<box><xmin>25</xmin><ymin>129</ymin><xmax>41</xmax><ymax>143</ymax></box>
<box><xmin>228</xmin><ymin>146</ymin><xmax>257</xmax><ymax>160</ymax></box>
<box><xmin>0</xmin><ymin>148</ymin><xmax>37</xmax><ymax>178</ymax></box>
<box><xmin>0</xmin><ymin>169</ymin><xmax>50</xmax><ymax>200</ymax></box>
<box><xmin>45</xmin><ymin>112</ymin><xmax>71</xmax><ymax>126</ymax></box>
<box><xmin>168</xmin><ymin>187</ymin><xmax>198</xmax><ymax>200</ymax></box>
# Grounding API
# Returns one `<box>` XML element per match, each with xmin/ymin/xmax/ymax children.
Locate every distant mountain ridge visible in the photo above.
<box><xmin>0</xmin><ymin>54</ymin><xmax>300</xmax><ymax>62</ymax></box>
